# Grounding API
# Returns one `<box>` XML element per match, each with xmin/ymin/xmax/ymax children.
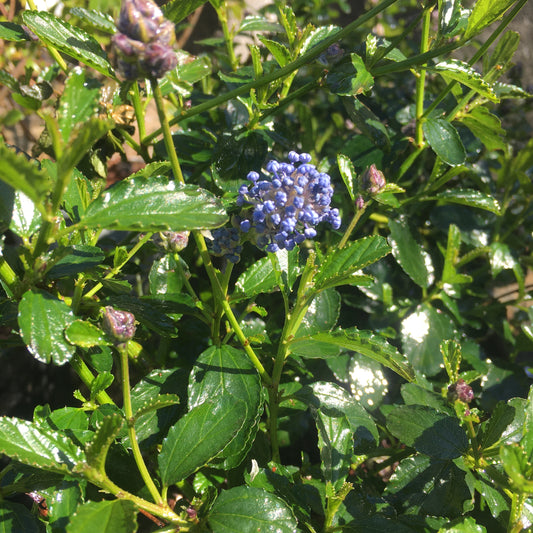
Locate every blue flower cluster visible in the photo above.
<box><xmin>207</xmin><ymin>227</ymin><xmax>242</xmax><ymax>264</ymax></box>
<box><xmin>237</xmin><ymin>152</ymin><xmax>341</xmax><ymax>253</ymax></box>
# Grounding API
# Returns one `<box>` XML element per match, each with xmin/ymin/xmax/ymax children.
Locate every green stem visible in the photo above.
<box><xmin>465</xmin><ymin>418</ymin><xmax>481</xmax><ymax>469</ymax></box>
<box><xmin>0</xmin><ymin>256</ymin><xmax>21</xmax><ymax>298</ymax></box>
<box><xmin>216</xmin><ymin>2</ymin><xmax>238</xmax><ymax>70</ymax></box>
<box><xmin>83</xmin><ymin>233</ymin><xmax>153</xmax><ymax>300</ymax></box>
<box><xmin>151</xmin><ymin>78</ymin><xmax>185</xmax><ymax>185</ymax></box>
<box><xmin>70</xmin><ymin>354</ymin><xmax>116</xmax><ymax>406</ymax></box>
<box><xmin>143</xmin><ymin>0</ymin><xmax>400</xmax><ymax>144</ymax></box>
<box><xmin>415</xmin><ymin>7</ymin><xmax>432</xmax><ymax>148</ymax></box>
<box><xmin>338</xmin><ymin>205</ymin><xmax>367</xmax><ymax>249</ymax></box>
<box><xmin>508</xmin><ymin>492</ymin><xmax>526</xmax><ymax>533</ymax></box>
<box><xmin>118</xmin><ymin>343</ymin><xmax>164</xmax><ymax>506</ymax></box>
<box><xmin>132</xmin><ymin>82</ymin><xmax>147</xmax><ymax>142</ymax></box>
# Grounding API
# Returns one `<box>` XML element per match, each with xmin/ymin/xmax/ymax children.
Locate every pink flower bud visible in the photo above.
<box><xmin>102</xmin><ymin>306</ymin><xmax>136</xmax><ymax>343</ymax></box>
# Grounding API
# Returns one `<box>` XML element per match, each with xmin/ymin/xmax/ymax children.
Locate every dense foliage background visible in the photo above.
<box><xmin>0</xmin><ymin>0</ymin><xmax>532</xmax><ymax>531</ymax></box>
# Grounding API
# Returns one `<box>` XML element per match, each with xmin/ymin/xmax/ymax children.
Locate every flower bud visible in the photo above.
<box><xmin>117</xmin><ymin>0</ymin><xmax>166</xmax><ymax>44</ymax></box>
<box><xmin>361</xmin><ymin>164</ymin><xmax>386</xmax><ymax>195</ymax></box>
<box><xmin>159</xmin><ymin>231</ymin><xmax>190</xmax><ymax>253</ymax></box>
<box><xmin>141</xmin><ymin>41</ymin><xmax>178</xmax><ymax>78</ymax></box>
<box><xmin>102</xmin><ymin>306</ymin><xmax>136</xmax><ymax>343</ymax></box>
<box><xmin>447</xmin><ymin>379</ymin><xmax>474</xmax><ymax>404</ymax></box>
<box><xmin>355</xmin><ymin>195</ymin><xmax>365</xmax><ymax>210</ymax></box>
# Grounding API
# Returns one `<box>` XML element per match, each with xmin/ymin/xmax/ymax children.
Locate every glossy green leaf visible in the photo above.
<box><xmin>158</xmin><ymin>396</ymin><xmax>247</xmax><ymax>486</ymax></box>
<box><xmin>44</xmin><ymin>407</ymin><xmax>89</xmax><ymax>431</ymax></box>
<box><xmin>149</xmin><ymin>254</ymin><xmax>185</xmax><ymax>296</ymax></box>
<box><xmin>459</xmin><ymin>106</ymin><xmax>506</xmax><ymax>151</ymax></box>
<box><xmin>441</xmin><ymin>224</ymin><xmax>472</xmax><ymax>286</ymax></box>
<box><xmin>430</xmin><ymin>61</ymin><xmax>498</xmax><ymax>102</ymax></box>
<box><xmin>436</xmin><ymin>189</ymin><xmax>501</xmax><ymax>215</ymax></box>
<box><xmin>387</xmin><ymin>405</ymin><xmax>468</xmax><ymax>458</ymax></box>
<box><xmin>22</xmin><ymin>11</ymin><xmax>114</xmax><ymax>78</ymax></box>
<box><xmin>337</xmin><ymin>153</ymin><xmax>357</xmax><ymax>201</ymax></box>
<box><xmin>388</xmin><ymin>217</ymin><xmax>432</xmax><ymax>288</ymax></box>
<box><xmin>297</xmin><ymin>288</ymin><xmax>340</xmax><ymax>337</ymax></box>
<box><xmin>127</xmin><ymin>368</ymin><xmax>187</xmax><ymax>448</ymax></box>
<box><xmin>441</xmin><ymin>339</ymin><xmax>462</xmax><ymax>382</ymax></box>
<box><xmin>90</xmin><ymin>372</ymin><xmax>114</xmax><ymax>402</ymax></box>
<box><xmin>0</xmin><ymin>502</ymin><xmax>40</xmax><ymax>533</ymax></box>
<box><xmin>485</xmin><ymin>31</ymin><xmax>520</xmax><ymax>79</ymax></box>
<box><xmin>344</xmin><ymin>97</ymin><xmax>390</xmax><ymax>149</ymax></box>
<box><xmin>238</xmin><ymin>15</ymin><xmax>283</xmax><ymax>33</ymax></box>
<box><xmin>81</xmin><ymin>177</ymin><xmax>227</xmax><ymax>232</ymax></box>
<box><xmin>423</xmin><ymin>117</ymin><xmax>466</xmax><ymax>166</ymax></box>
<box><xmin>83</xmin><ymin>413</ymin><xmax>123</xmax><ymax>477</ymax></box>
<box><xmin>10</xmin><ymin>191</ymin><xmax>41</xmax><ymax>238</ymax></box>
<box><xmin>302</xmin><ymin>381</ymin><xmax>378</xmax><ymax>452</ymax></box>
<box><xmin>437</xmin><ymin>0</ymin><xmax>465</xmax><ymax>36</ymax></box>
<box><xmin>69</xmin><ymin>7</ymin><xmax>116</xmax><ymax>34</ymax></box>
<box><xmin>327</xmin><ymin>53</ymin><xmax>373</xmax><ymax>95</ymax></box>
<box><xmin>234</xmin><ymin>256</ymin><xmax>278</xmax><ymax>298</ymax></box>
<box><xmin>208</xmin><ymin>486</ymin><xmax>298</xmax><ymax>533</ymax></box>
<box><xmin>0</xmin><ymin>140</ymin><xmax>50</xmax><ymax>206</ymax></box>
<box><xmin>293</xmin><ymin>327</ymin><xmax>414</xmax><ymax>382</ymax></box>
<box><xmin>58</xmin><ymin>117</ymin><xmax>114</xmax><ymax>178</ymax></box>
<box><xmin>475</xmin><ymin>469</ymin><xmax>509</xmax><ymax>518</ymax></box>
<box><xmin>47</xmin><ymin>480</ymin><xmax>83</xmax><ymax>530</ymax></box>
<box><xmin>437</xmin><ymin>517</ymin><xmax>486</xmax><ymax>532</ymax></box>
<box><xmin>66</xmin><ymin>500</ymin><xmax>137</xmax><ymax>533</ymax></box>
<box><xmin>401</xmin><ymin>382</ymin><xmax>453</xmax><ymax>414</ymax></box>
<box><xmin>0</xmin><ymin>416</ymin><xmax>85</xmax><ymax>473</ymax></box>
<box><xmin>164</xmin><ymin>0</ymin><xmax>208</xmax><ymax>24</ymax></box>
<box><xmin>58</xmin><ymin>67</ymin><xmax>102</xmax><ymax>143</ymax></box>
<box><xmin>18</xmin><ymin>289</ymin><xmax>76</xmax><ymax>365</ymax></box>
<box><xmin>479</xmin><ymin>401</ymin><xmax>516</xmax><ymax>451</ymax></box>
<box><xmin>315</xmin><ymin>235</ymin><xmax>391</xmax><ymax>291</ymax></box>
<box><xmin>401</xmin><ymin>303</ymin><xmax>455</xmax><ymax>376</ymax></box>
<box><xmin>258</xmin><ymin>37</ymin><xmax>291</xmax><ymax>67</ymax></box>
<box><xmin>501</xmin><ymin>443</ymin><xmax>533</xmax><ymax>492</ymax></box>
<box><xmin>465</xmin><ymin>0</ymin><xmax>516</xmax><ymax>39</ymax></box>
<box><xmin>0</xmin><ymin>22</ymin><xmax>30</xmax><ymax>41</ymax></box>
<box><xmin>494</xmin><ymin>81</ymin><xmax>532</xmax><ymax>99</ymax></box>
<box><xmin>65</xmin><ymin>320</ymin><xmax>112</xmax><ymax>348</ymax></box>
<box><xmin>47</xmin><ymin>245</ymin><xmax>105</xmax><ymax>280</ymax></box>
<box><xmin>188</xmin><ymin>345</ymin><xmax>263</xmax><ymax>468</ymax></box>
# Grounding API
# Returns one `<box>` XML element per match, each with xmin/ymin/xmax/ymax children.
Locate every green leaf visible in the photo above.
<box><xmin>0</xmin><ymin>417</ymin><xmax>85</xmax><ymax>473</ymax></box>
<box><xmin>90</xmin><ymin>372</ymin><xmax>114</xmax><ymax>402</ymax></box>
<box><xmin>81</xmin><ymin>177</ymin><xmax>227</xmax><ymax>232</ymax></box>
<box><xmin>127</xmin><ymin>368</ymin><xmax>187</xmax><ymax>448</ymax></box>
<box><xmin>0</xmin><ymin>22</ymin><xmax>30</xmax><ymax>41</ymax></box>
<box><xmin>0</xmin><ymin>502</ymin><xmax>40</xmax><ymax>532</ymax></box>
<box><xmin>327</xmin><ymin>53</ymin><xmax>373</xmax><ymax>95</ymax></box>
<box><xmin>132</xmin><ymin>394</ymin><xmax>181</xmax><ymax>421</ymax></box>
<box><xmin>494</xmin><ymin>81</ymin><xmax>532</xmax><ymax>99</ymax></box>
<box><xmin>423</xmin><ymin>117</ymin><xmax>466</xmax><ymax>166</ymax></box>
<box><xmin>18</xmin><ymin>289</ymin><xmax>76</xmax><ymax>365</ymax></box>
<box><xmin>239</xmin><ymin>15</ymin><xmax>283</xmax><ymax>33</ymax></box>
<box><xmin>388</xmin><ymin>216</ymin><xmax>432</xmax><ymax>288</ymax></box>
<box><xmin>343</xmin><ymin>97</ymin><xmax>390</xmax><ymax>149</ymax></box>
<box><xmin>465</xmin><ymin>0</ymin><xmax>516</xmax><ymax>40</ymax></box>
<box><xmin>501</xmin><ymin>443</ymin><xmax>533</xmax><ymax>492</ymax></box>
<box><xmin>58</xmin><ymin>117</ymin><xmax>114</xmax><ymax>177</ymax></box>
<box><xmin>164</xmin><ymin>0</ymin><xmax>208</xmax><ymax>24</ymax></box>
<box><xmin>296</xmin><ymin>288</ymin><xmax>340</xmax><ymax>337</ymax></box>
<box><xmin>459</xmin><ymin>106</ymin><xmax>506</xmax><ymax>151</ymax></box>
<box><xmin>69</xmin><ymin>7</ymin><xmax>116</xmax><ymax>34</ymax></box>
<box><xmin>188</xmin><ymin>345</ymin><xmax>263</xmax><ymax>468</ymax></box>
<box><xmin>149</xmin><ymin>254</ymin><xmax>186</xmax><ymax>296</ymax></box>
<box><xmin>437</xmin><ymin>0</ymin><xmax>465</xmax><ymax>36</ymax></box>
<box><xmin>66</xmin><ymin>500</ymin><xmax>137</xmax><ymax>533</ymax></box>
<box><xmin>337</xmin><ymin>153</ymin><xmax>357</xmax><ymax>201</ymax></box>
<box><xmin>315</xmin><ymin>235</ymin><xmax>391</xmax><ymax>291</ymax></box>
<box><xmin>208</xmin><ymin>486</ymin><xmax>298</xmax><ymax>533</ymax></box>
<box><xmin>258</xmin><ymin>37</ymin><xmax>291</xmax><ymax>67</ymax></box>
<box><xmin>387</xmin><ymin>405</ymin><xmax>468</xmax><ymax>459</ymax></box>
<box><xmin>234</xmin><ymin>256</ymin><xmax>278</xmax><ymax>298</ymax></box>
<box><xmin>441</xmin><ymin>340</ymin><xmax>462</xmax><ymax>382</ymax></box>
<box><xmin>158</xmin><ymin>396</ymin><xmax>247</xmax><ymax>486</ymax></box>
<box><xmin>46</xmin><ymin>480</ymin><xmax>84</xmax><ymax>530</ymax></box>
<box><xmin>65</xmin><ymin>320</ymin><xmax>112</xmax><ymax>348</ymax></box>
<box><xmin>58</xmin><ymin>67</ymin><xmax>102</xmax><ymax>143</ymax></box>
<box><xmin>22</xmin><ymin>11</ymin><xmax>114</xmax><ymax>78</ymax></box>
<box><xmin>435</xmin><ymin>188</ymin><xmax>501</xmax><ymax>215</ymax></box>
<box><xmin>293</xmin><ymin>327</ymin><xmax>414</xmax><ymax>382</ymax></box>
<box><xmin>301</xmin><ymin>381</ymin><xmax>378</xmax><ymax>452</ymax></box>
<box><xmin>479</xmin><ymin>400</ymin><xmax>517</xmax><ymax>451</ymax></box>
<box><xmin>82</xmin><ymin>413</ymin><xmax>123</xmax><ymax>478</ymax></box>
<box><xmin>0</xmin><ymin>140</ymin><xmax>50</xmax><ymax>206</ymax></box>
<box><xmin>430</xmin><ymin>60</ymin><xmax>498</xmax><ymax>102</ymax></box>
<box><xmin>401</xmin><ymin>303</ymin><xmax>455</xmax><ymax>377</ymax></box>
<box><xmin>47</xmin><ymin>245</ymin><xmax>105</xmax><ymax>279</ymax></box>
<box><xmin>485</xmin><ymin>30</ymin><xmax>520</xmax><ymax>79</ymax></box>
<box><xmin>10</xmin><ymin>191</ymin><xmax>41</xmax><ymax>238</ymax></box>
<box><xmin>441</xmin><ymin>517</ymin><xmax>487</xmax><ymax>532</ymax></box>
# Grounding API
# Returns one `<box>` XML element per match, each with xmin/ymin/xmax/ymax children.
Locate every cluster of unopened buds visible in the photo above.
<box><xmin>102</xmin><ymin>306</ymin><xmax>136</xmax><ymax>344</ymax></box>
<box><xmin>236</xmin><ymin>151</ymin><xmax>341</xmax><ymax>253</ymax></box>
<box><xmin>112</xmin><ymin>0</ymin><xmax>177</xmax><ymax>80</ymax></box>
<box><xmin>355</xmin><ymin>163</ymin><xmax>386</xmax><ymax>210</ymax></box>
<box><xmin>206</xmin><ymin>227</ymin><xmax>242</xmax><ymax>264</ymax></box>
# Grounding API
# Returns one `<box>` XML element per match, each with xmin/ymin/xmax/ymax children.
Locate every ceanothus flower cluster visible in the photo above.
<box><xmin>207</xmin><ymin>227</ymin><xmax>242</xmax><ymax>264</ymax></box>
<box><xmin>237</xmin><ymin>152</ymin><xmax>341</xmax><ymax>253</ymax></box>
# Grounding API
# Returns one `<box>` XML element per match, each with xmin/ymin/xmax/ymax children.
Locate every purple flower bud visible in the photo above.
<box><xmin>355</xmin><ymin>195</ymin><xmax>365</xmax><ymax>210</ymax></box>
<box><xmin>447</xmin><ymin>379</ymin><xmax>474</xmax><ymax>404</ymax></box>
<box><xmin>117</xmin><ymin>0</ymin><xmax>170</xmax><ymax>44</ymax></box>
<box><xmin>102</xmin><ymin>306</ymin><xmax>136</xmax><ymax>343</ymax></box>
<box><xmin>159</xmin><ymin>231</ymin><xmax>189</xmax><ymax>253</ymax></box>
<box><xmin>361</xmin><ymin>164</ymin><xmax>386</xmax><ymax>195</ymax></box>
